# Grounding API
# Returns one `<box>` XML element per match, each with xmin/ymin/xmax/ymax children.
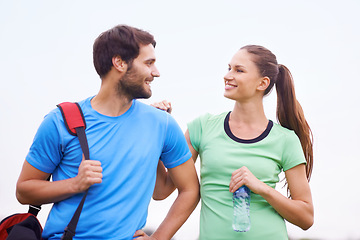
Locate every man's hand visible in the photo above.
<box><xmin>73</xmin><ymin>155</ymin><xmax>103</xmax><ymax>192</ymax></box>
<box><xmin>16</xmin><ymin>157</ymin><xmax>102</xmax><ymax>206</ymax></box>
<box><xmin>133</xmin><ymin>230</ymin><xmax>158</xmax><ymax>240</ymax></box>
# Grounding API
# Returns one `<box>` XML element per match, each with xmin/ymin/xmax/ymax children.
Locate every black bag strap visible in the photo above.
<box><xmin>57</xmin><ymin>102</ymin><xmax>89</xmax><ymax>240</ymax></box>
<box><xmin>28</xmin><ymin>205</ymin><xmax>41</xmax><ymax>216</ymax></box>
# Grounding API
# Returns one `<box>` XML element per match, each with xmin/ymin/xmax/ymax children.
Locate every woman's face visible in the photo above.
<box><xmin>223</xmin><ymin>49</ymin><xmax>264</xmax><ymax>101</ymax></box>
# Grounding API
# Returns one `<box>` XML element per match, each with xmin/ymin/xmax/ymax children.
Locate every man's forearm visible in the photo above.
<box><xmin>152</xmin><ymin>188</ymin><xmax>200</xmax><ymax>240</ymax></box>
<box><xmin>17</xmin><ymin>177</ymin><xmax>80</xmax><ymax>205</ymax></box>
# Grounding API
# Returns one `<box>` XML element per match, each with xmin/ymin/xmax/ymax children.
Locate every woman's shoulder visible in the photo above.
<box><xmin>195</xmin><ymin>111</ymin><xmax>229</xmax><ymax>123</ymax></box>
<box><xmin>188</xmin><ymin>112</ymin><xmax>229</xmax><ymax>132</ymax></box>
<box><xmin>270</xmin><ymin>121</ymin><xmax>299</xmax><ymax>141</ymax></box>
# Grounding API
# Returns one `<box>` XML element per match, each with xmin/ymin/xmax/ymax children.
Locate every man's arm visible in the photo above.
<box><xmin>150</xmin><ymin>158</ymin><xmax>200</xmax><ymax>240</ymax></box>
<box><xmin>16</xmin><ymin>157</ymin><xmax>102</xmax><ymax>206</ymax></box>
<box><xmin>152</xmin><ymin>129</ymin><xmax>199</xmax><ymax>201</ymax></box>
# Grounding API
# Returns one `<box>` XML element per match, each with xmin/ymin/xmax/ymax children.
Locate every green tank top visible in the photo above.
<box><xmin>188</xmin><ymin>112</ymin><xmax>306</xmax><ymax>240</ymax></box>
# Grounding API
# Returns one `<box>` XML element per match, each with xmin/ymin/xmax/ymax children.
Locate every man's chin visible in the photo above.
<box><xmin>134</xmin><ymin>91</ymin><xmax>152</xmax><ymax>99</ymax></box>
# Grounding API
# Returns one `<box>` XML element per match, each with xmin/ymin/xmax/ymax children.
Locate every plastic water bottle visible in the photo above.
<box><xmin>232</xmin><ymin>185</ymin><xmax>251</xmax><ymax>232</ymax></box>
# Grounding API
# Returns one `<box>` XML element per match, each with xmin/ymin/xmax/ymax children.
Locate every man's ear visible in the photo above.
<box><xmin>112</xmin><ymin>56</ymin><xmax>127</xmax><ymax>72</ymax></box>
<box><xmin>257</xmin><ymin>76</ymin><xmax>270</xmax><ymax>91</ymax></box>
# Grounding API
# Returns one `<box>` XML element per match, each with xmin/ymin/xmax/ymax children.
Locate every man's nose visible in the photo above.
<box><xmin>152</xmin><ymin>66</ymin><xmax>160</xmax><ymax>77</ymax></box>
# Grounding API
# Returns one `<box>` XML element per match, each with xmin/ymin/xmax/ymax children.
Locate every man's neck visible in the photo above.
<box><xmin>91</xmin><ymin>88</ymin><xmax>133</xmax><ymax>117</ymax></box>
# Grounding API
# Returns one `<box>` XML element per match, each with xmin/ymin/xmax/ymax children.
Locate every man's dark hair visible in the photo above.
<box><xmin>93</xmin><ymin>25</ymin><xmax>156</xmax><ymax>78</ymax></box>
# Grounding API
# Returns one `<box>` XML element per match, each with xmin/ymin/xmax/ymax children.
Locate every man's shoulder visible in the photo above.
<box><xmin>75</xmin><ymin>96</ymin><xmax>92</xmax><ymax>111</ymax></box>
<box><xmin>42</xmin><ymin>106</ymin><xmax>63</xmax><ymax>124</ymax></box>
<box><xmin>134</xmin><ymin>100</ymin><xmax>168</xmax><ymax>118</ymax></box>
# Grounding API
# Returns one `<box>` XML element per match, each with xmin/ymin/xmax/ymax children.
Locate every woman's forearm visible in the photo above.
<box><xmin>260</xmin><ymin>183</ymin><xmax>314</xmax><ymax>230</ymax></box>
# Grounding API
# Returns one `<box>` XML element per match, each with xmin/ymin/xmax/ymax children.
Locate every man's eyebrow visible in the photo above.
<box><xmin>145</xmin><ymin>58</ymin><xmax>156</xmax><ymax>62</ymax></box>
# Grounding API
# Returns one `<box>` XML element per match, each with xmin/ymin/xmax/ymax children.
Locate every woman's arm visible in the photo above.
<box><xmin>229</xmin><ymin>164</ymin><xmax>313</xmax><ymax>230</ymax></box>
<box><xmin>185</xmin><ymin>130</ymin><xmax>199</xmax><ymax>162</ymax></box>
<box><xmin>153</xmin><ymin>161</ymin><xmax>176</xmax><ymax>200</ymax></box>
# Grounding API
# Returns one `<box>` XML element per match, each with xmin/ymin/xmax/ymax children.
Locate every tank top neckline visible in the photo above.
<box><xmin>224</xmin><ymin>111</ymin><xmax>273</xmax><ymax>144</ymax></box>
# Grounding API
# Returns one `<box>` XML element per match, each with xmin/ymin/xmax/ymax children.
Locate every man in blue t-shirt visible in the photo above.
<box><xmin>16</xmin><ymin>25</ymin><xmax>200</xmax><ymax>240</ymax></box>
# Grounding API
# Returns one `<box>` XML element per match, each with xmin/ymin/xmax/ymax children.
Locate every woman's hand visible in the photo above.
<box><xmin>150</xmin><ymin>100</ymin><xmax>172</xmax><ymax>113</ymax></box>
<box><xmin>229</xmin><ymin>166</ymin><xmax>268</xmax><ymax>194</ymax></box>
<box><xmin>230</xmin><ymin>165</ymin><xmax>314</xmax><ymax>230</ymax></box>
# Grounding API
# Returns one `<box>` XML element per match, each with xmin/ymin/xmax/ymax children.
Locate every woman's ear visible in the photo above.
<box><xmin>112</xmin><ymin>56</ymin><xmax>127</xmax><ymax>72</ymax></box>
<box><xmin>257</xmin><ymin>76</ymin><xmax>270</xmax><ymax>91</ymax></box>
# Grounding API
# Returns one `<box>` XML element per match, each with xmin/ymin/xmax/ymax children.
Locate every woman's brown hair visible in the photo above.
<box><xmin>240</xmin><ymin>45</ymin><xmax>313</xmax><ymax>182</ymax></box>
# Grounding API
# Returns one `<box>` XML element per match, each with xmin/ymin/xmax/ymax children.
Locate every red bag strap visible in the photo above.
<box><xmin>57</xmin><ymin>102</ymin><xmax>89</xmax><ymax>240</ymax></box>
<box><xmin>57</xmin><ymin>102</ymin><xmax>89</xmax><ymax>160</ymax></box>
<box><xmin>57</xmin><ymin>102</ymin><xmax>86</xmax><ymax>136</ymax></box>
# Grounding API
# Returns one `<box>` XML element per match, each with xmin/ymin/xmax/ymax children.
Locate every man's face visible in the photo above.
<box><xmin>117</xmin><ymin>44</ymin><xmax>160</xmax><ymax>99</ymax></box>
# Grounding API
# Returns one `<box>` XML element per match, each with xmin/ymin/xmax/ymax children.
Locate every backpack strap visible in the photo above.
<box><xmin>57</xmin><ymin>102</ymin><xmax>90</xmax><ymax>240</ymax></box>
<box><xmin>57</xmin><ymin>102</ymin><xmax>86</xmax><ymax>136</ymax></box>
<box><xmin>57</xmin><ymin>102</ymin><xmax>89</xmax><ymax>160</ymax></box>
<box><xmin>28</xmin><ymin>205</ymin><xmax>41</xmax><ymax>216</ymax></box>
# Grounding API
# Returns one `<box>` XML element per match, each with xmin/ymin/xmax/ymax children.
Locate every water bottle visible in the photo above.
<box><xmin>232</xmin><ymin>185</ymin><xmax>251</xmax><ymax>232</ymax></box>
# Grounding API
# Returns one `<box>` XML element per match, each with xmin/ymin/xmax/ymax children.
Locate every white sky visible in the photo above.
<box><xmin>1</xmin><ymin>1</ymin><xmax>360</xmax><ymax>239</ymax></box>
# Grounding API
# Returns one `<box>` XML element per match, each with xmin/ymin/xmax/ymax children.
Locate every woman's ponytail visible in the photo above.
<box><xmin>240</xmin><ymin>45</ymin><xmax>313</xmax><ymax>182</ymax></box>
<box><xmin>276</xmin><ymin>64</ymin><xmax>313</xmax><ymax>181</ymax></box>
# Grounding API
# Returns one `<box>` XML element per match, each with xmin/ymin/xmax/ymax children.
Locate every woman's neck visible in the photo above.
<box><xmin>229</xmin><ymin>100</ymin><xmax>269</xmax><ymax>140</ymax></box>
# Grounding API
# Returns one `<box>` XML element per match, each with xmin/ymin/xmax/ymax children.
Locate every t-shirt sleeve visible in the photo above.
<box><xmin>281</xmin><ymin>131</ymin><xmax>306</xmax><ymax>171</ymax></box>
<box><xmin>160</xmin><ymin>114</ymin><xmax>191</xmax><ymax>169</ymax></box>
<box><xmin>187</xmin><ymin>113</ymin><xmax>211</xmax><ymax>153</ymax></box>
<box><xmin>26</xmin><ymin>109</ymin><xmax>63</xmax><ymax>173</ymax></box>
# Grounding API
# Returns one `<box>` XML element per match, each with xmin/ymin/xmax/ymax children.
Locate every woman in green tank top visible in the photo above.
<box><xmin>152</xmin><ymin>45</ymin><xmax>314</xmax><ymax>240</ymax></box>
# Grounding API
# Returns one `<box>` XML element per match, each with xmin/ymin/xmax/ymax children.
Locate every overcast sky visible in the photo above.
<box><xmin>1</xmin><ymin>1</ymin><xmax>360</xmax><ymax>239</ymax></box>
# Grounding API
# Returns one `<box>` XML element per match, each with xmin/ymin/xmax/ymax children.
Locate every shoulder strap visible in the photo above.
<box><xmin>57</xmin><ymin>102</ymin><xmax>89</xmax><ymax>240</ymax></box>
<box><xmin>57</xmin><ymin>102</ymin><xmax>86</xmax><ymax>136</ymax></box>
<box><xmin>28</xmin><ymin>205</ymin><xmax>42</xmax><ymax>216</ymax></box>
<box><xmin>57</xmin><ymin>102</ymin><xmax>89</xmax><ymax>160</ymax></box>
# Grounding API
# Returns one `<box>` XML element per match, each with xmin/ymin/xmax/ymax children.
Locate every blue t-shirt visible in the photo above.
<box><xmin>26</xmin><ymin>97</ymin><xmax>191</xmax><ymax>240</ymax></box>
